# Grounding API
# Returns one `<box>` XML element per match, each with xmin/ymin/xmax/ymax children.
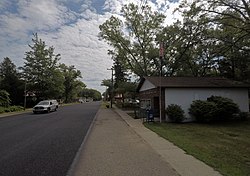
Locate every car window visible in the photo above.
<box><xmin>38</xmin><ymin>101</ymin><xmax>50</xmax><ymax>105</ymax></box>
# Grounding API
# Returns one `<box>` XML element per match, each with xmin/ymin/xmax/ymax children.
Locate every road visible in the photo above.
<box><xmin>0</xmin><ymin>102</ymin><xmax>100</xmax><ymax>176</ymax></box>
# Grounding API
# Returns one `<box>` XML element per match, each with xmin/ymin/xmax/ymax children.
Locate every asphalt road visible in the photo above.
<box><xmin>0</xmin><ymin>101</ymin><xmax>100</xmax><ymax>176</ymax></box>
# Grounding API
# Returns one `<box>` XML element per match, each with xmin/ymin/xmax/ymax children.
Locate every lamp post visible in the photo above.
<box><xmin>107</xmin><ymin>67</ymin><xmax>114</xmax><ymax>108</ymax></box>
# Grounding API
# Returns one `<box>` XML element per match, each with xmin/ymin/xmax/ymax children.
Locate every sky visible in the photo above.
<box><xmin>0</xmin><ymin>0</ymin><xmax>181</xmax><ymax>93</ymax></box>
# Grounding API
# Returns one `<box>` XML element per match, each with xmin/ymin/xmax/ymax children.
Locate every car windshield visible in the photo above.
<box><xmin>37</xmin><ymin>101</ymin><xmax>50</xmax><ymax>105</ymax></box>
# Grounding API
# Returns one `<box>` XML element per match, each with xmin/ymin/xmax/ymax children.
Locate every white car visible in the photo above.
<box><xmin>33</xmin><ymin>100</ymin><xmax>59</xmax><ymax>113</ymax></box>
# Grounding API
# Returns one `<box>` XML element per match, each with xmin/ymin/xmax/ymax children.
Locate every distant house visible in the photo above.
<box><xmin>137</xmin><ymin>77</ymin><xmax>249</xmax><ymax>122</ymax></box>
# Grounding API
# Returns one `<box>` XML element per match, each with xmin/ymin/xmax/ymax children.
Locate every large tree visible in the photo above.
<box><xmin>0</xmin><ymin>57</ymin><xmax>24</xmax><ymax>105</ymax></box>
<box><xmin>158</xmin><ymin>9</ymin><xmax>219</xmax><ymax>77</ymax></box>
<box><xmin>60</xmin><ymin>64</ymin><xmax>85</xmax><ymax>103</ymax></box>
<box><xmin>176</xmin><ymin>0</ymin><xmax>250</xmax><ymax>82</ymax></box>
<box><xmin>80</xmin><ymin>88</ymin><xmax>101</xmax><ymax>101</ymax></box>
<box><xmin>99</xmin><ymin>3</ymin><xmax>165</xmax><ymax>77</ymax></box>
<box><xmin>20</xmin><ymin>34</ymin><xmax>64</xmax><ymax>100</ymax></box>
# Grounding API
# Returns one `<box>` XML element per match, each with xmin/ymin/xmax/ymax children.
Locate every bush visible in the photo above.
<box><xmin>0</xmin><ymin>90</ymin><xmax>11</xmax><ymax>107</ymax></box>
<box><xmin>0</xmin><ymin>106</ymin><xmax>24</xmax><ymax>114</ymax></box>
<box><xmin>166</xmin><ymin>104</ymin><xmax>185</xmax><ymax>122</ymax></box>
<box><xmin>189</xmin><ymin>96</ymin><xmax>241</xmax><ymax>122</ymax></box>
<box><xmin>207</xmin><ymin>96</ymin><xmax>240</xmax><ymax>120</ymax></box>
<box><xmin>239</xmin><ymin>112</ymin><xmax>249</xmax><ymax>121</ymax></box>
<box><xmin>189</xmin><ymin>100</ymin><xmax>217</xmax><ymax>122</ymax></box>
<box><xmin>0</xmin><ymin>107</ymin><xmax>5</xmax><ymax>113</ymax></box>
<box><xmin>9</xmin><ymin>106</ymin><xmax>24</xmax><ymax>112</ymax></box>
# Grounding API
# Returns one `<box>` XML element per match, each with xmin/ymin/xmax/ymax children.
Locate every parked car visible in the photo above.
<box><xmin>33</xmin><ymin>100</ymin><xmax>59</xmax><ymax>113</ymax></box>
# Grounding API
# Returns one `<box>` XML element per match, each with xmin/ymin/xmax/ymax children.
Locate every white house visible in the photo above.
<box><xmin>138</xmin><ymin>76</ymin><xmax>249</xmax><ymax>121</ymax></box>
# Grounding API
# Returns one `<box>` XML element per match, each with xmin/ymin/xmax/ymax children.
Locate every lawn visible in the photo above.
<box><xmin>144</xmin><ymin>120</ymin><xmax>250</xmax><ymax>176</ymax></box>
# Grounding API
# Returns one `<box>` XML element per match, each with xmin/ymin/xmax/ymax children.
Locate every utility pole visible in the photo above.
<box><xmin>159</xmin><ymin>42</ymin><xmax>164</xmax><ymax>123</ymax></box>
<box><xmin>24</xmin><ymin>79</ymin><xmax>27</xmax><ymax>110</ymax></box>
<box><xmin>107</xmin><ymin>67</ymin><xmax>114</xmax><ymax>108</ymax></box>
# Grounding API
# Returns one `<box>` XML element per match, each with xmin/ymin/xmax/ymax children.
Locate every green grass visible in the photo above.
<box><xmin>101</xmin><ymin>101</ymin><xmax>110</xmax><ymax>109</ymax></box>
<box><xmin>144</xmin><ymin>120</ymin><xmax>250</xmax><ymax>176</ymax></box>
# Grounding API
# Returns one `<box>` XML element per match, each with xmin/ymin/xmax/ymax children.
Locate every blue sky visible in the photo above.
<box><xmin>0</xmin><ymin>0</ymin><xmax>181</xmax><ymax>93</ymax></box>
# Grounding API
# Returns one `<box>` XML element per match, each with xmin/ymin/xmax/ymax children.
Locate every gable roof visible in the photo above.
<box><xmin>138</xmin><ymin>76</ymin><xmax>250</xmax><ymax>91</ymax></box>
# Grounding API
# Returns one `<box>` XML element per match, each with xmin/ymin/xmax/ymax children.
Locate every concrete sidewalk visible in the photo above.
<box><xmin>114</xmin><ymin>108</ymin><xmax>222</xmax><ymax>176</ymax></box>
<box><xmin>71</xmin><ymin>108</ymin><xmax>221</xmax><ymax>176</ymax></box>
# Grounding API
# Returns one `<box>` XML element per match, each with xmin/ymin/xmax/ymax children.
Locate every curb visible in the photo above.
<box><xmin>0</xmin><ymin>110</ymin><xmax>32</xmax><ymax>119</ymax></box>
<box><xmin>66</xmin><ymin>107</ymin><xmax>101</xmax><ymax>176</ymax></box>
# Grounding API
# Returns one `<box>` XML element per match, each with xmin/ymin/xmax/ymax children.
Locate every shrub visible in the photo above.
<box><xmin>207</xmin><ymin>96</ymin><xmax>240</xmax><ymax>120</ymax></box>
<box><xmin>0</xmin><ymin>90</ymin><xmax>11</xmax><ymax>107</ymax></box>
<box><xmin>239</xmin><ymin>112</ymin><xmax>249</xmax><ymax>121</ymax></box>
<box><xmin>0</xmin><ymin>106</ymin><xmax>24</xmax><ymax>114</ymax></box>
<box><xmin>166</xmin><ymin>104</ymin><xmax>185</xmax><ymax>122</ymax></box>
<box><xmin>189</xmin><ymin>100</ymin><xmax>217</xmax><ymax>122</ymax></box>
<box><xmin>9</xmin><ymin>106</ymin><xmax>24</xmax><ymax>112</ymax></box>
<box><xmin>0</xmin><ymin>107</ymin><xmax>5</xmax><ymax>113</ymax></box>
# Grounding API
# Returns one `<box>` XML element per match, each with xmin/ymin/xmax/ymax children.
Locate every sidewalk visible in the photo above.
<box><xmin>70</xmin><ymin>107</ymin><xmax>222</xmax><ymax>176</ymax></box>
<box><xmin>114</xmin><ymin>108</ymin><xmax>221</xmax><ymax>176</ymax></box>
<box><xmin>70</xmin><ymin>108</ymin><xmax>179</xmax><ymax>176</ymax></box>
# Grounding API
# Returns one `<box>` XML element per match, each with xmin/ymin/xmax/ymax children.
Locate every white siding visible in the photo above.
<box><xmin>139</xmin><ymin>80</ymin><xmax>156</xmax><ymax>91</ymax></box>
<box><xmin>165</xmin><ymin>88</ymin><xmax>249</xmax><ymax>121</ymax></box>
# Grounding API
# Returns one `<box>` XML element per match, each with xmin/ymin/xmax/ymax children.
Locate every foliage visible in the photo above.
<box><xmin>100</xmin><ymin>1</ymin><xmax>250</xmax><ymax>84</ymax></box>
<box><xmin>145</xmin><ymin>121</ymin><xmax>250</xmax><ymax>176</ymax></box>
<box><xmin>115</xmin><ymin>81</ymin><xmax>138</xmax><ymax>102</ymax></box>
<box><xmin>60</xmin><ymin>64</ymin><xmax>85</xmax><ymax>103</ymax></box>
<box><xmin>166</xmin><ymin>104</ymin><xmax>185</xmax><ymax>122</ymax></box>
<box><xmin>113</xmin><ymin>59</ymin><xmax>127</xmax><ymax>88</ymax></box>
<box><xmin>189</xmin><ymin>100</ymin><xmax>217</xmax><ymax>122</ymax></box>
<box><xmin>0</xmin><ymin>106</ymin><xmax>24</xmax><ymax>113</ymax></box>
<box><xmin>20</xmin><ymin>33</ymin><xmax>64</xmax><ymax>100</ymax></box>
<box><xmin>175</xmin><ymin>0</ymin><xmax>250</xmax><ymax>82</ymax></box>
<box><xmin>0</xmin><ymin>90</ymin><xmax>11</xmax><ymax>107</ymax></box>
<box><xmin>101</xmin><ymin>79</ymin><xmax>112</xmax><ymax>101</ymax></box>
<box><xmin>239</xmin><ymin>112</ymin><xmax>249</xmax><ymax>120</ymax></box>
<box><xmin>80</xmin><ymin>88</ymin><xmax>102</xmax><ymax>101</ymax></box>
<box><xmin>189</xmin><ymin>96</ymin><xmax>240</xmax><ymax>122</ymax></box>
<box><xmin>99</xmin><ymin>3</ymin><xmax>165</xmax><ymax>77</ymax></box>
<box><xmin>0</xmin><ymin>57</ymin><xmax>24</xmax><ymax>105</ymax></box>
<box><xmin>207</xmin><ymin>96</ymin><xmax>240</xmax><ymax>120</ymax></box>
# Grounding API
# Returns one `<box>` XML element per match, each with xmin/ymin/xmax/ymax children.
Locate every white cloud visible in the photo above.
<box><xmin>38</xmin><ymin>10</ymin><xmax>113</xmax><ymax>92</ymax></box>
<box><xmin>0</xmin><ymin>0</ymin><xmax>184</xmax><ymax>93</ymax></box>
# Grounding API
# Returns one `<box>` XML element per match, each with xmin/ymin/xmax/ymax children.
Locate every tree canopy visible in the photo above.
<box><xmin>99</xmin><ymin>3</ymin><xmax>165</xmax><ymax>77</ymax></box>
<box><xmin>0</xmin><ymin>57</ymin><xmax>24</xmax><ymax>105</ymax></box>
<box><xmin>60</xmin><ymin>64</ymin><xmax>85</xmax><ymax>103</ymax></box>
<box><xmin>99</xmin><ymin>1</ymin><xmax>250</xmax><ymax>83</ymax></box>
<box><xmin>20</xmin><ymin>33</ymin><xmax>64</xmax><ymax>100</ymax></box>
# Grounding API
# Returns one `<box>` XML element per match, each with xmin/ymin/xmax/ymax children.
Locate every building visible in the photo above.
<box><xmin>137</xmin><ymin>77</ymin><xmax>249</xmax><ymax>122</ymax></box>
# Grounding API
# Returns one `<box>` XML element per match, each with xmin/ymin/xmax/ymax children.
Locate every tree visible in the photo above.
<box><xmin>176</xmin><ymin>0</ymin><xmax>250</xmax><ymax>82</ymax></box>
<box><xmin>20</xmin><ymin>34</ymin><xmax>64</xmax><ymax>100</ymax></box>
<box><xmin>99</xmin><ymin>3</ymin><xmax>165</xmax><ymax>77</ymax></box>
<box><xmin>115</xmin><ymin>81</ymin><xmax>138</xmax><ymax>103</ymax></box>
<box><xmin>101</xmin><ymin>79</ymin><xmax>112</xmax><ymax>101</ymax></box>
<box><xmin>60</xmin><ymin>64</ymin><xmax>85</xmax><ymax>103</ymax></box>
<box><xmin>0</xmin><ymin>90</ymin><xmax>11</xmax><ymax>107</ymax></box>
<box><xmin>0</xmin><ymin>57</ymin><xmax>24</xmax><ymax>105</ymax></box>
<box><xmin>80</xmin><ymin>88</ymin><xmax>101</xmax><ymax>101</ymax></box>
<box><xmin>113</xmin><ymin>59</ymin><xmax>127</xmax><ymax>89</ymax></box>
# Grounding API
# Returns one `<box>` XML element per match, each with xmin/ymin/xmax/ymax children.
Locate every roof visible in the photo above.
<box><xmin>137</xmin><ymin>76</ymin><xmax>250</xmax><ymax>91</ymax></box>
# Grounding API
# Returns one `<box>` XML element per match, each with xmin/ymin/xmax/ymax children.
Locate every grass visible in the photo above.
<box><xmin>144</xmin><ymin>120</ymin><xmax>250</xmax><ymax>176</ymax></box>
<box><xmin>101</xmin><ymin>101</ymin><xmax>111</xmax><ymax>109</ymax></box>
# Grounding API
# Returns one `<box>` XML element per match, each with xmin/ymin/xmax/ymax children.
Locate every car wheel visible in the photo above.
<box><xmin>47</xmin><ymin>108</ymin><xmax>51</xmax><ymax>113</ymax></box>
